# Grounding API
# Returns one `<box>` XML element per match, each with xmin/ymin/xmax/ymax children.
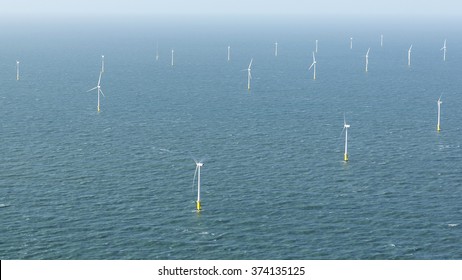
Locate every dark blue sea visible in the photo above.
<box><xmin>0</xmin><ymin>17</ymin><xmax>461</xmax><ymax>259</ymax></box>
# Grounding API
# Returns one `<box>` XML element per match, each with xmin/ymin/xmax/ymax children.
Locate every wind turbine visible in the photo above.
<box><xmin>16</xmin><ymin>61</ymin><xmax>19</xmax><ymax>81</ymax></box>
<box><xmin>243</xmin><ymin>58</ymin><xmax>253</xmax><ymax>90</ymax></box>
<box><xmin>437</xmin><ymin>95</ymin><xmax>442</xmax><ymax>132</ymax></box>
<box><xmin>275</xmin><ymin>42</ymin><xmax>278</xmax><ymax>57</ymax></box>
<box><xmin>315</xmin><ymin>39</ymin><xmax>318</xmax><ymax>53</ymax></box>
<box><xmin>341</xmin><ymin>114</ymin><xmax>350</xmax><ymax>161</ymax></box>
<box><xmin>350</xmin><ymin>37</ymin><xmax>353</xmax><ymax>50</ymax></box>
<box><xmin>228</xmin><ymin>45</ymin><xmax>230</xmax><ymax>61</ymax></box>
<box><xmin>365</xmin><ymin>48</ymin><xmax>370</xmax><ymax>72</ymax></box>
<box><xmin>441</xmin><ymin>39</ymin><xmax>447</xmax><ymax>61</ymax></box>
<box><xmin>101</xmin><ymin>55</ymin><xmax>105</xmax><ymax>73</ymax></box>
<box><xmin>171</xmin><ymin>49</ymin><xmax>174</xmax><ymax>66</ymax></box>
<box><xmin>309</xmin><ymin>52</ymin><xmax>316</xmax><ymax>80</ymax></box>
<box><xmin>192</xmin><ymin>161</ymin><xmax>204</xmax><ymax>211</ymax></box>
<box><xmin>156</xmin><ymin>42</ymin><xmax>159</xmax><ymax>61</ymax></box>
<box><xmin>87</xmin><ymin>71</ymin><xmax>105</xmax><ymax>112</ymax></box>
<box><xmin>381</xmin><ymin>34</ymin><xmax>383</xmax><ymax>47</ymax></box>
<box><xmin>408</xmin><ymin>45</ymin><xmax>412</xmax><ymax>67</ymax></box>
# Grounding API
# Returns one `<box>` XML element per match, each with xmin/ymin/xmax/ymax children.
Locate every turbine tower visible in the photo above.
<box><xmin>16</xmin><ymin>61</ymin><xmax>20</xmax><ymax>81</ymax></box>
<box><xmin>309</xmin><ymin>52</ymin><xmax>316</xmax><ymax>80</ymax></box>
<box><xmin>437</xmin><ymin>96</ymin><xmax>442</xmax><ymax>132</ymax></box>
<box><xmin>275</xmin><ymin>42</ymin><xmax>278</xmax><ymax>57</ymax></box>
<box><xmin>87</xmin><ymin>71</ymin><xmax>105</xmax><ymax>112</ymax></box>
<box><xmin>408</xmin><ymin>45</ymin><xmax>412</xmax><ymax>67</ymax></box>
<box><xmin>441</xmin><ymin>39</ymin><xmax>447</xmax><ymax>61</ymax></box>
<box><xmin>228</xmin><ymin>45</ymin><xmax>230</xmax><ymax>61</ymax></box>
<box><xmin>193</xmin><ymin>161</ymin><xmax>204</xmax><ymax>211</ymax></box>
<box><xmin>342</xmin><ymin>115</ymin><xmax>350</xmax><ymax>161</ymax></box>
<box><xmin>244</xmin><ymin>58</ymin><xmax>253</xmax><ymax>91</ymax></box>
<box><xmin>365</xmin><ymin>48</ymin><xmax>370</xmax><ymax>72</ymax></box>
<box><xmin>350</xmin><ymin>37</ymin><xmax>353</xmax><ymax>50</ymax></box>
<box><xmin>171</xmin><ymin>49</ymin><xmax>174</xmax><ymax>66</ymax></box>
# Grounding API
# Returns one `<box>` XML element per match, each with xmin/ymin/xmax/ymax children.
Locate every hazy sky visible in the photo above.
<box><xmin>1</xmin><ymin>0</ymin><xmax>461</xmax><ymax>17</ymax></box>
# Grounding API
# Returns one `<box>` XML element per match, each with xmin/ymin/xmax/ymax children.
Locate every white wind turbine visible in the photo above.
<box><xmin>341</xmin><ymin>114</ymin><xmax>351</xmax><ymax>161</ymax></box>
<box><xmin>192</xmin><ymin>161</ymin><xmax>204</xmax><ymax>211</ymax></box>
<box><xmin>101</xmin><ymin>55</ymin><xmax>105</xmax><ymax>73</ymax></box>
<box><xmin>365</xmin><ymin>48</ymin><xmax>370</xmax><ymax>72</ymax></box>
<box><xmin>381</xmin><ymin>34</ymin><xmax>383</xmax><ymax>47</ymax></box>
<box><xmin>171</xmin><ymin>49</ymin><xmax>174</xmax><ymax>66</ymax></box>
<box><xmin>441</xmin><ymin>39</ymin><xmax>447</xmax><ymax>61</ymax></box>
<box><xmin>16</xmin><ymin>60</ymin><xmax>20</xmax><ymax>81</ymax></box>
<box><xmin>408</xmin><ymin>45</ymin><xmax>412</xmax><ymax>67</ymax></box>
<box><xmin>309</xmin><ymin>52</ymin><xmax>316</xmax><ymax>80</ymax></box>
<box><xmin>437</xmin><ymin>95</ymin><xmax>442</xmax><ymax>132</ymax></box>
<box><xmin>156</xmin><ymin>42</ymin><xmax>159</xmax><ymax>61</ymax></box>
<box><xmin>243</xmin><ymin>58</ymin><xmax>253</xmax><ymax>90</ymax></box>
<box><xmin>350</xmin><ymin>37</ymin><xmax>353</xmax><ymax>50</ymax></box>
<box><xmin>87</xmin><ymin>71</ymin><xmax>105</xmax><ymax>112</ymax></box>
<box><xmin>228</xmin><ymin>45</ymin><xmax>230</xmax><ymax>61</ymax></box>
<box><xmin>275</xmin><ymin>42</ymin><xmax>278</xmax><ymax>57</ymax></box>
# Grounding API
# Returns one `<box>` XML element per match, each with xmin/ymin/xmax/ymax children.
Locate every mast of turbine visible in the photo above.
<box><xmin>350</xmin><ymin>37</ymin><xmax>353</xmax><ymax>50</ymax></box>
<box><xmin>171</xmin><ymin>49</ymin><xmax>174</xmax><ymax>66</ymax></box>
<box><xmin>243</xmin><ymin>58</ymin><xmax>253</xmax><ymax>91</ymax></box>
<box><xmin>381</xmin><ymin>34</ymin><xmax>383</xmax><ymax>47</ymax></box>
<box><xmin>365</xmin><ymin>48</ymin><xmax>370</xmax><ymax>72</ymax></box>
<box><xmin>87</xmin><ymin>71</ymin><xmax>105</xmax><ymax>112</ymax></box>
<box><xmin>309</xmin><ymin>52</ymin><xmax>316</xmax><ymax>80</ymax></box>
<box><xmin>441</xmin><ymin>39</ymin><xmax>447</xmax><ymax>61</ymax></box>
<box><xmin>101</xmin><ymin>55</ymin><xmax>105</xmax><ymax>73</ymax></box>
<box><xmin>156</xmin><ymin>42</ymin><xmax>159</xmax><ymax>61</ymax></box>
<box><xmin>437</xmin><ymin>96</ymin><xmax>442</xmax><ymax>132</ymax></box>
<box><xmin>192</xmin><ymin>161</ymin><xmax>204</xmax><ymax>211</ymax></box>
<box><xmin>342</xmin><ymin>115</ymin><xmax>350</xmax><ymax>161</ymax></box>
<box><xmin>16</xmin><ymin>61</ymin><xmax>20</xmax><ymax>81</ymax></box>
<box><xmin>408</xmin><ymin>45</ymin><xmax>412</xmax><ymax>67</ymax></box>
<box><xmin>228</xmin><ymin>45</ymin><xmax>230</xmax><ymax>61</ymax></box>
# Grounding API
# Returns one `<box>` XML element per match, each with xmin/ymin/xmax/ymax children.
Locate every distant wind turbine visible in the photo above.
<box><xmin>437</xmin><ymin>95</ymin><xmax>442</xmax><ymax>132</ymax></box>
<box><xmin>350</xmin><ymin>37</ymin><xmax>353</xmax><ymax>50</ymax></box>
<box><xmin>228</xmin><ymin>45</ymin><xmax>230</xmax><ymax>61</ymax></box>
<box><xmin>16</xmin><ymin>61</ymin><xmax>19</xmax><ymax>81</ymax></box>
<box><xmin>192</xmin><ymin>161</ymin><xmax>204</xmax><ymax>211</ymax></box>
<box><xmin>381</xmin><ymin>34</ymin><xmax>383</xmax><ymax>47</ymax></box>
<box><xmin>341</xmin><ymin>114</ymin><xmax>351</xmax><ymax>161</ymax></box>
<box><xmin>101</xmin><ymin>55</ymin><xmax>105</xmax><ymax>73</ymax></box>
<box><xmin>156</xmin><ymin>42</ymin><xmax>159</xmax><ymax>61</ymax></box>
<box><xmin>365</xmin><ymin>48</ymin><xmax>370</xmax><ymax>72</ymax></box>
<box><xmin>243</xmin><ymin>58</ymin><xmax>253</xmax><ymax>90</ymax></box>
<box><xmin>408</xmin><ymin>45</ymin><xmax>412</xmax><ymax>67</ymax></box>
<box><xmin>171</xmin><ymin>49</ymin><xmax>174</xmax><ymax>66</ymax></box>
<box><xmin>309</xmin><ymin>52</ymin><xmax>316</xmax><ymax>80</ymax></box>
<box><xmin>87</xmin><ymin>71</ymin><xmax>105</xmax><ymax>112</ymax></box>
<box><xmin>441</xmin><ymin>39</ymin><xmax>447</xmax><ymax>61</ymax></box>
<box><xmin>275</xmin><ymin>42</ymin><xmax>278</xmax><ymax>57</ymax></box>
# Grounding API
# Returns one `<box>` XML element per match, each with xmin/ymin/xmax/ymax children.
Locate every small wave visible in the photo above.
<box><xmin>0</xmin><ymin>203</ymin><xmax>8</xmax><ymax>208</ymax></box>
<box><xmin>448</xmin><ymin>224</ymin><xmax>459</xmax><ymax>227</ymax></box>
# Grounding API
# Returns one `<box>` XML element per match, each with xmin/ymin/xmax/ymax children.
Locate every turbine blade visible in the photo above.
<box><xmin>308</xmin><ymin>62</ymin><xmax>315</xmax><ymax>70</ymax></box>
<box><xmin>87</xmin><ymin>87</ymin><xmax>97</xmax><ymax>92</ymax></box>
<box><xmin>249</xmin><ymin>58</ymin><xmax>253</xmax><ymax>69</ymax></box>
<box><xmin>98</xmin><ymin>71</ymin><xmax>102</xmax><ymax>86</ymax></box>
<box><xmin>192</xmin><ymin>166</ymin><xmax>198</xmax><ymax>193</ymax></box>
<box><xmin>312</xmin><ymin>52</ymin><xmax>315</xmax><ymax>62</ymax></box>
<box><xmin>99</xmin><ymin>89</ymin><xmax>105</xmax><ymax>97</ymax></box>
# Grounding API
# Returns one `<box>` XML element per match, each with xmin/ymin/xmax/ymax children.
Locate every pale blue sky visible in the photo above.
<box><xmin>1</xmin><ymin>0</ymin><xmax>460</xmax><ymax>17</ymax></box>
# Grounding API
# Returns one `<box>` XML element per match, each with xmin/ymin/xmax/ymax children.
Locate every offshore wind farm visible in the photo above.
<box><xmin>0</xmin><ymin>17</ymin><xmax>462</xmax><ymax>260</ymax></box>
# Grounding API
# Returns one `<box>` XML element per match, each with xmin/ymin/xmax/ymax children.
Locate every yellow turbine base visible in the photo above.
<box><xmin>437</xmin><ymin>125</ymin><xmax>441</xmax><ymax>132</ymax></box>
<box><xmin>97</xmin><ymin>107</ymin><xmax>100</xmax><ymax>112</ymax></box>
<box><xmin>196</xmin><ymin>201</ymin><xmax>201</xmax><ymax>211</ymax></box>
<box><xmin>344</xmin><ymin>154</ymin><xmax>349</xmax><ymax>161</ymax></box>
